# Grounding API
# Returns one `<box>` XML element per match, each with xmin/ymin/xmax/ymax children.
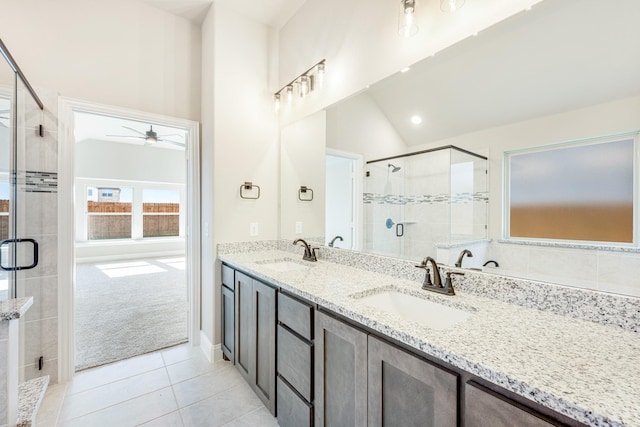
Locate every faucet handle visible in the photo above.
<box><xmin>311</xmin><ymin>247</ymin><xmax>319</xmax><ymax>261</ymax></box>
<box><xmin>444</xmin><ymin>271</ymin><xmax>464</xmax><ymax>293</ymax></box>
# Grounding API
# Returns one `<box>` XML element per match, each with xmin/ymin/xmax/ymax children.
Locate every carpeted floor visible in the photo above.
<box><xmin>74</xmin><ymin>257</ymin><xmax>188</xmax><ymax>371</ymax></box>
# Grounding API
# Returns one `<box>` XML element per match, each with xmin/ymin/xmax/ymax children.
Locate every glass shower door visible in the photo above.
<box><xmin>0</xmin><ymin>39</ymin><xmax>48</xmax><ymax>382</ymax></box>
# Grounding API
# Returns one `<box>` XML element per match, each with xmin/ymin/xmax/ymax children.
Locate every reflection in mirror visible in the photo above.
<box><xmin>362</xmin><ymin>146</ymin><xmax>487</xmax><ymax>262</ymax></box>
<box><xmin>280</xmin><ymin>111</ymin><xmax>326</xmax><ymax>243</ymax></box>
<box><xmin>281</xmin><ymin>0</ymin><xmax>640</xmax><ymax>295</ymax></box>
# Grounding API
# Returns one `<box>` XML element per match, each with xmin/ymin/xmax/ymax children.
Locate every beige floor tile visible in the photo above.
<box><xmin>68</xmin><ymin>352</ymin><xmax>165</xmax><ymax>395</ymax></box>
<box><xmin>172</xmin><ymin>362</ymin><xmax>242</xmax><ymax>407</ymax></box>
<box><xmin>137</xmin><ymin>410</ymin><xmax>185</xmax><ymax>427</ymax></box>
<box><xmin>161</xmin><ymin>343</ymin><xmax>203</xmax><ymax>366</ymax></box>
<box><xmin>59</xmin><ymin>367</ymin><xmax>171</xmax><ymax>421</ymax></box>
<box><xmin>166</xmin><ymin>352</ymin><xmax>216</xmax><ymax>384</ymax></box>
<box><xmin>35</xmin><ymin>382</ymin><xmax>68</xmax><ymax>427</ymax></box>
<box><xmin>222</xmin><ymin>407</ymin><xmax>279</xmax><ymax>426</ymax></box>
<box><xmin>180</xmin><ymin>381</ymin><xmax>263</xmax><ymax>427</ymax></box>
<box><xmin>58</xmin><ymin>387</ymin><xmax>178</xmax><ymax>427</ymax></box>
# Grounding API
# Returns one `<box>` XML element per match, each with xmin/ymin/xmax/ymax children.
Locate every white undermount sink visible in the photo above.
<box><xmin>256</xmin><ymin>258</ymin><xmax>311</xmax><ymax>272</ymax></box>
<box><xmin>354</xmin><ymin>289</ymin><xmax>472</xmax><ymax>330</ymax></box>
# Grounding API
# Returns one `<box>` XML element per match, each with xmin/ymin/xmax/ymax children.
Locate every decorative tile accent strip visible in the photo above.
<box><xmin>19</xmin><ymin>171</ymin><xmax>58</xmax><ymax>193</ymax></box>
<box><xmin>363</xmin><ymin>191</ymin><xmax>488</xmax><ymax>205</ymax></box>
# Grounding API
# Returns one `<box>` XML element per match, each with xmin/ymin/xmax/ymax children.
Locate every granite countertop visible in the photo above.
<box><xmin>219</xmin><ymin>250</ymin><xmax>640</xmax><ymax>427</ymax></box>
<box><xmin>0</xmin><ymin>297</ymin><xmax>33</xmax><ymax>321</ymax></box>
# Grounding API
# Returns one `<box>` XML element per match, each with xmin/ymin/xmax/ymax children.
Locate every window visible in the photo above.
<box><xmin>87</xmin><ymin>187</ymin><xmax>133</xmax><ymax>240</ymax></box>
<box><xmin>142</xmin><ymin>189</ymin><xmax>180</xmax><ymax>238</ymax></box>
<box><xmin>505</xmin><ymin>134</ymin><xmax>636</xmax><ymax>244</ymax></box>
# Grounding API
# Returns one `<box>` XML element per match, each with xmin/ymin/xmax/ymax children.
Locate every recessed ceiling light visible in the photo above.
<box><xmin>401</xmin><ymin>67</ymin><xmax>411</xmax><ymax>73</ymax></box>
<box><xmin>411</xmin><ymin>115</ymin><xmax>422</xmax><ymax>125</ymax></box>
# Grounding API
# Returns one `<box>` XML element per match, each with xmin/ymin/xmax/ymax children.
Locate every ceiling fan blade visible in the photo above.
<box><xmin>158</xmin><ymin>133</ymin><xmax>185</xmax><ymax>139</ymax></box>
<box><xmin>158</xmin><ymin>139</ymin><xmax>185</xmax><ymax>147</ymax></box>
<box><xmin>122</xmin><ymin>125</ymin><xmax>146</xmax><ymax>136</ymax></box>
<box><xmin>106</xmin><ymin>134</ymin><xmax>145</xmax><ymax>139</ymax></box>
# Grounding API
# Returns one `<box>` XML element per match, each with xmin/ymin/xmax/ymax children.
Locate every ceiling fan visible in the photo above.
<box><xmin>106</xmin><ymin>125</ymin><xmax>185</xmax><ymax>147</ymax></box>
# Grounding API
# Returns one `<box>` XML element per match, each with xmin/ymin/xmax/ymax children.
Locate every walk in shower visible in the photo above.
<box><xmin>1</xmin><ymin>38</ymin><xmax>55</xmax><ymax>382</ymax></box>
<box><xmin>363</xmin><ymin>146</ymin><xmax>488</xmax><ymax>262</ymax></box>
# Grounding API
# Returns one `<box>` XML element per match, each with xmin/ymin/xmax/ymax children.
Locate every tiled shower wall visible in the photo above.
<box><xmin>17</xmin><ymin>89</ymin><xmax>58</xmax><ymax>383</ymax></box>
<box><xmin>363</xmin><ymin>149</ymin><xmax>488</xmax><ymax>263</ymax></box>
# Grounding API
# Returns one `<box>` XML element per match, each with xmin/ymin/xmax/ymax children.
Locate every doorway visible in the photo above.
<box><xmin>325</xmin><ymin>149</ymin><xmax>363</xmax><ymax>251</ymax></box>
<box><xmin>58</xmin><ymin>99</ymin><xmax>200</xmax><ymax>379</ymax></box>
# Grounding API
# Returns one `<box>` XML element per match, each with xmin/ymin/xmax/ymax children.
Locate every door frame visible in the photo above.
<box><xmin>325</xmin><ymin>148</ymin><xmax>364</xmax><ymax>251</ymax></box>
<box><xmin>57</xmin><ymin>97</ymin><xmax>201</xmax><ymax>382</ymax></box>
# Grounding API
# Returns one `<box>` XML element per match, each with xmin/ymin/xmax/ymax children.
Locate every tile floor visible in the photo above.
<box><xmin>35</xmin><ymin>344</ymin><xmax>280</xmax><ymax>427</ymax></box>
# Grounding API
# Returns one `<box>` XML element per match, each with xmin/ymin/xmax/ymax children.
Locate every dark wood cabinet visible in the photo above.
<box><xmin>277</xmin><ymin>292</ymin><xmax>315</xmax><ymax>427</ymax></box>
<box><xmin>465</xmin><ymin>381</ymin><xmax>560</xmax><ymax>427</ymax></box>
<box><xmin>314</xmin><ymin>311</ymin><xmax>368</xmax><ymax>427</ymax></box>
<box><xmin>233</xmin><ymin>270</ymin><xmax>276</xmax><ymax>415</ymax></box>
<box><xmin>368</xmin><ymin>335</ymin><xmax>457</xmax><ymax>427</ymax></box>
<box><xmin>221</xmin><ymin>265</ymin><xmax>235</xmax><ymax>363</ymax></box>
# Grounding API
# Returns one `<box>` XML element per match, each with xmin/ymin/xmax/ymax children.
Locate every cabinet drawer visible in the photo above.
<box><xmin>278</xmin><ymin>292</ymin><xmax>313</xmax><ymax>340</ymax></box>
<box><xmin>465</xmin><ymin>381</ymin><xmax>557</xmax><ymax>427</ymax></box>
<box><xmin>222</xmin><ymin>264</ymin><xmax>234</xmax><ymax>290</ymax></box>
<box><xmin>277</xmin><ymin>376</ymin><xmax>312</xmax><ymax>427</ymax></box>
<box><xmin>277</xmin><ymin>325</ymin><xmax>313</xmax><ymax>401</ymax></box>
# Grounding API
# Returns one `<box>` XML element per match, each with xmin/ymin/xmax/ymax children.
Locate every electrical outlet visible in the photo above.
<box><xmin>295</xmin><ymin>221</ymin><xmax>303</xmax><ymax>234</ymax></box>
<box><xmin>250</xmin><ymin>222</ymin><xmax>259</xmax><ymax>236</ymax></box>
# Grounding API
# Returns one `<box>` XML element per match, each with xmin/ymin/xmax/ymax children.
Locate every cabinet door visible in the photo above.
<box><xmin>465</xmin><ymin>381</ymin><xmax>559</xmax><ymax>427</ymax></box>
<box><xmin>315</xmin><ymin>311</ymin><xmax>368</xmax><ymax>427</ymax></box>
<box><xmin>368</xmin><ymin>336</ymin><xmax>457</xmax><ymax>427</ymax></box>
<box><xmin>221</xmin><ymin>284</ymin><xmax>235</xmax><ymax>363</ymax></box>
<box><xmin>253</xmin><ymin>279</ymin><xmax>277</xmax><ymax>415</ymax></box>
<box><xmin>235</xmin><ymin>271</ymin><xmax>253</xmax><ymax>383</ymax></box>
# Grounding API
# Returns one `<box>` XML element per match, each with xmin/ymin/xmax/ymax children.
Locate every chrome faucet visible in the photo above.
<box><xmin>328</xmin><ymin>235</ymin><xmax>343</xmax><ymax>247</ymax></box>
<box><xmin>415</xmin><ymin>256</ymin><xmax>456</xmax><ymax>295</ymax></box>
<box><xmin>455</xmin><ymin>249</ymin><xmax>473</xmax><ymax>268</ymax></box>
<box><xmin>293</xmin><ymin>239</ymin><xmax>318</xmax><ymax>262</ymax></box>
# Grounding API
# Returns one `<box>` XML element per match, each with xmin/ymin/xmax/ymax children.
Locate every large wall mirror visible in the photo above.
<box><xmin>280</xmin><ymin>0</ymin><xmax>640</xmax><ymax>295</ymax></box>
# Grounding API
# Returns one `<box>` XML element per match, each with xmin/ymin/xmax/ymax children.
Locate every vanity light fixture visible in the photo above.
<box><xmin>399</xmin><ymin>0</ymin><xmax>418</xmax><ymax>38</ymax></box>
<box><xmin>273</xmin><ymin>59</ymin><xmax>326</xmax><ymax>112</ymax></box>
<box><xmin>274</xmin><ymin>93</ymin><xmax>281</xmax><ymax>113</ymax></box>
<box><xmin>441</xmin><ymin>0</ymin><xmax>465</xmax><ymax>12</ymax></box>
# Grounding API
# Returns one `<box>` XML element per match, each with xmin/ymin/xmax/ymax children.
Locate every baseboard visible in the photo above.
<box><xmin>199</xmin><ymin>330</ymin><xmax>224</xmax><ymax>363</ymax></box>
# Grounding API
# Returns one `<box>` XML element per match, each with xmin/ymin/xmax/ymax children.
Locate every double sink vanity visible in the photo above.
<box><xmin>218</xmin><ymin>241</ymin><xmax>640</xmax><ymax>427</ymax></box>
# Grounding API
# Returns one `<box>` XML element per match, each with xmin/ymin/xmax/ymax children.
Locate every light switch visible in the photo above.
<box><xmin>250</xmin><ymin>222</ymin><xmax>259</xmax><ymax>236</ymax></box>
<box><xmin>295</xmin><ymin>221</ymin><xmax>303</xmax><ymax>234</ymax></box>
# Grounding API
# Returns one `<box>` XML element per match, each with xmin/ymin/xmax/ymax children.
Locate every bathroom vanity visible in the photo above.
<box><xmin>219</xmin><ymin>244</ymin><xmax>640</xmax><ymax>427</ymax></box>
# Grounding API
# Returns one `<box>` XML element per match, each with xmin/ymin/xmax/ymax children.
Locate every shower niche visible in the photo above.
<box><xmin>363</xmin><ymin>146</ymin><xmax>488</xmax><ymax>264</ymax></box>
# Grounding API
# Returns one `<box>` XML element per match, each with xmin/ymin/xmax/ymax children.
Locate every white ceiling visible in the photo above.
<box><xmin>363</xmin><ymin>0</ymin><xmax>640</xmax><ymax>146</ymax></box>
<box><xmin>141</xmin><ymin>0</ymin><xmax>306</xmax><ymax>28</ymax></box>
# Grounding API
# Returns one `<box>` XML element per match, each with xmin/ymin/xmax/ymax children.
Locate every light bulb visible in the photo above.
<box><xmin>274</xmin><ymin>93</ymin><xmax>281</xmax><ymax>113</ymax></box>
<box><xmin>399</xmin><ymin>0</ymin><xmax>418</xmax><ymax>38</ymax></box>
<box><xmin>441</xmin><ymin>0</ymin><xmax>465</xmax><ymax>12</ymax></box>
<box><xmin>286</xmin><ymin>85</ymin><xmax>293</xmax><ymax>105</ymax></box>
<box><xmin>317</xmin><ymin>62</ymin><xmax>325</xmax><ymax>88</ymax></box>
<box><xmin>300</xmin><ymin>75</ymin><xmax>310</xmax><ymax>97</ymax></box>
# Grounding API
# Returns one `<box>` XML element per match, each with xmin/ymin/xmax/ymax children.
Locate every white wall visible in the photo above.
<box><xmin>0</xmin><ymin>0</ymin><xmax>201</xmax><ymax>121</ymax></box>
<box><xmin>277</xmin><ymin>0</ymin><xmax>543</xmax><ymax>125</ymax></box>
<box><xmin>200</xmin><ymin>4</ymin><xmax>279</xmax><ymax>347</ymax></box>
<box><xmin>281</xmin><ymin>111</ymin><xmax>326</xmax><ymax>240</ymax></box>
<box><xmin>75</xmin><ymin>140</ymin><xmax>185</xmax><ymax>183</ymax></box>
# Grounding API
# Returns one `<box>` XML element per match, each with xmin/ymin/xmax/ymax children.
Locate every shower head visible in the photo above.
<box><xmin>388</xmin><ymin>163</ymin><xmax>401</xmax><ymax>173</ymax></box>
